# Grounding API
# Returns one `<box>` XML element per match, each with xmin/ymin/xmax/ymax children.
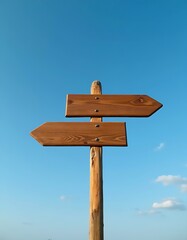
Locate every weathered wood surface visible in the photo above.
<box><xmin>30</xmin><ymin>122</ymin><xmax>127</xmax><ymax>146</ymax></box>
<box><xmin>90</xmin><ymin>80</ymin><xmax>103</xmax><ymax>240</ymax></box>
<box><xmin>66</xmin><ymin>94</ymin><xmax>163</xmax><ymax>117</ymax></box>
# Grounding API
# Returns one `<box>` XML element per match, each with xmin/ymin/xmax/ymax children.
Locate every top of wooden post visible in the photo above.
<box><xmin>91</xmin><ymin>80</ymin><xmax>102</xmax><ymax>95</ymax></box>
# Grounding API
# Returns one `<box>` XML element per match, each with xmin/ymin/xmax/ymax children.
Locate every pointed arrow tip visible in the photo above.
<box><xmin>30</xmin><ymin>124</ymin><xmax>46</xmax><ymax>146</ymax></box>
<box><xmin>147</xmin><ymin>101</ymin><xmax>163</xmax><ymax>117</ymax></box>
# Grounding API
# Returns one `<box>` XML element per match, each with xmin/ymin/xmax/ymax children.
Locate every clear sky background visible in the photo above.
<box><xmin>0</xmin><ymin>0</ymin><xmax>187</xmax><ymax>240</ymax></box>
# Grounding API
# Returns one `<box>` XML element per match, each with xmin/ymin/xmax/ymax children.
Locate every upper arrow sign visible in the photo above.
<box><xmin>30</xmin><ymin>122</ymin><xmax>127</xmax><ymax>146</ymax></box>
<box><xmin>66</xmin><ymin>94</ymin><xmax>163</xmax><ymax>117</ymax></box>
<box><xmin>66</xmin><ymin>94</ymin><xmax>162</xmax><ymax>117</ymax></box>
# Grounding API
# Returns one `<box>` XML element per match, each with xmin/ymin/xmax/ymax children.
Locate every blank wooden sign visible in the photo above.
<box><xmin>66</xmin><ymin>94</ymin><xmax>163</xmax><ymax>117</ymax></box>
<box><xmin>30</xmin><ymin>122</ymin><xmax>127</xmax><ymax>146</ymax></box>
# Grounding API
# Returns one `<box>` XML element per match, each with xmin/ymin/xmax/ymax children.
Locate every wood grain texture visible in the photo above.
<box><xmin>30</xmin><ymin>122</ymin><xmax>127</xmax><ymax>146</ymax></box>
<box><xmin>90</xmin><ymin>80</ymin><xmax>103</xmax><ymax>240</ymax></box>
<box><xmin>66</xmin><ymin>94</ymin><xmax>163</xmax><ymax>117</ymax></box>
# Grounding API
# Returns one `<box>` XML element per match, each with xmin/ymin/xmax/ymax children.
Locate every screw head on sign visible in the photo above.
<box><xmin>94</xmin><ymin>109</ymin><xmax>99</xmax><ymax>112</ymax></box>
<box><xmin>95</xmin><ymin>96</ymin><xmax>99</xmax><ymax>100</ymax></box>
<box><xmin>95</xmin><ymin>124</ymin><xmax>100</xmax><ymax>127</ymax></box>
<box><xmin>95</xmin><ymin>138</ymin><xmax>100</xmax><ymax>142</ymax></box>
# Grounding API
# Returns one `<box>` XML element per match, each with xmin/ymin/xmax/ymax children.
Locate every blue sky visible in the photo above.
<box><xmin>0</xmin><ymin>0</ymin><xmax>187</xmax><ymax>239</ymax></box>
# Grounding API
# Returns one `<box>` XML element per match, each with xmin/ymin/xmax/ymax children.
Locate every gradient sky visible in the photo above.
<box><xmin>0</xmin><ymin>1</ymin><xmax>187</xmax><ymax>240</ymax></box>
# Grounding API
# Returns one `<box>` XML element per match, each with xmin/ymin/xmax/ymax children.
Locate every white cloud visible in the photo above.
<box><xmin>60</xmin><ymin>195</ymin><xmax>66</xmax><ymax>201</ymax></box>
<box><xmin>137</xmin><ymin>209</ymin><xmax>161</xmax><ymax>216</ymax></box>
<box><xmin>180</xmin><ymin>184</ymin><xmax>187</xmax><ymax>192</ymax></box>
<box><xmin>155</xmin><ymin>175</ymin><xmax>187</xmax><ymax>193</ymax></box>
<box><xmin>137</xmin><ymin>174</ymin><xmax>187</xmax><ymax>216</ymax></box>
<box><xmin>152</xmin><ymin>198</ymin><xmax>186</xmax><ymax>211</ymax></box>
<box><xmin>155</xmin><ymin>175</ymin><xmax>187</xmax><ymax>186</ymax></box>
<box><xmin>137</xmin><ymin>197</ymin><xmax>186</xmax><ymax>216</ymax></box>
<box><xmin>154</xmin><ymin>142</ymin><xmax>165</xmax><ymax>151</ymax></box>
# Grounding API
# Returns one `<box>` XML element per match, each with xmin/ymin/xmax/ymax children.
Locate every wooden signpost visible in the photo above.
<box><xmin>30</xmin><ymin>80</ymin><xmax>162</xmax><ymax>240</ymax></box>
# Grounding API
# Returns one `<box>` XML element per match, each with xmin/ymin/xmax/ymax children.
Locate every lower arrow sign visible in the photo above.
<box><xmin>30</xmin><ymin>122</ymin><xmax>127</xmax><ymax>146</ymax></box>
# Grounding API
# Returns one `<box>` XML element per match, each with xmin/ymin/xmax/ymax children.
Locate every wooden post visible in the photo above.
<box><xmin>90</xmin><ymin>81</ymin><xmax>104</xmax><ymax>240</ymax></box>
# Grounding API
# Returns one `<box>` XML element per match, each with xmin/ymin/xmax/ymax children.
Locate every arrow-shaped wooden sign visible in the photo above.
<box><xmin>66</xmin><ymin>94</ymin><xmax>163</xmax><ymax>117</ymax></box>
<box><xmin>30</xmin><ymin>122</ymin><xmax>127</xmax><ymax>146</ymax></box>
